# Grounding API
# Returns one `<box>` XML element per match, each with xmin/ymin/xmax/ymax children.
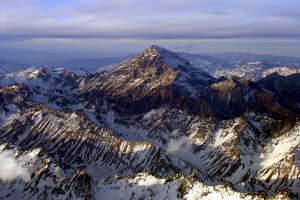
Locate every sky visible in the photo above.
<box><xmin>1</xmin><ymin>0</ymin><xmax>300</xmax><ymax>65</ymax></box>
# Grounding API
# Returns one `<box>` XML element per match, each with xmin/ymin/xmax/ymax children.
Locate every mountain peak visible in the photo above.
<box><xmin>150</xmin><ymin>45</ymin><xmax>168</xmax><ymax>53</ymax></box>
<box><xmin>143</xmin><ymin>45</ymin><xmax>179</xmax><ymax>59</ymax></box>
<box><xmin>149</xmin><ymin>45</ymin><xmax>166</xmax><ymax>52</ymax></box>
<box><xmin>80</xmin><ymin>45</ymin><xmax>216</xmax><ymax>101</ymax></box>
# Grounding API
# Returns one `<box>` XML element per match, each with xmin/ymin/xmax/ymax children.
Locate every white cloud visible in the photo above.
<box><xmin>143</xmin><ymin>108</ymin><xmax>165</xmax><ymax>120</ymax></box>
<box><xmin>165</xmin><ymin>136</ymin><xmax>189</xmax><ymax>155</ymax></box>
<box><xmin>170</xmin><ymin>129</ymin><xmax>179</xmax><ymax>137</ymax></box>
<box><xmin>0</xmin><ymin>145</ymin><xmax>31</xmax><ymax>182</ymax></box>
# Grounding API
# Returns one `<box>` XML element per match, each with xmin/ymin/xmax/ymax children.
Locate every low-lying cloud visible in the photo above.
<box><xmin>0</xmin><ymin>145</ymin><xmax>31</xmax><ymax>182</ymax></box>
<box><xmin>165</xmin><ymin>136</ymin><xmax>190</xmax><ymax>155</ymax></box>
<box><xmin>143</xmin><ymin>108</ymin><xmax>165</xmax><ymax>120</ymax></box>
<box><xmin>170</xmin><ymin>129</ymin><xmax>180</xmax><ymax>137</ymax></box>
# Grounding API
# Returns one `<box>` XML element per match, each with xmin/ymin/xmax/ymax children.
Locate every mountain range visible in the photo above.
<box><xmin>177</xmin><ymin>53</ymin><xmax>300</xmax><ymax>81</ymax></box>
<box><xmin>198</xmin><ymin>52</ymin><xmax>300</xmax><ymax>63</ymax></box>
<box><xmin>0</xmin><ymin>45</ymin><xmax>300</xmax><ymax>199</ymax></box>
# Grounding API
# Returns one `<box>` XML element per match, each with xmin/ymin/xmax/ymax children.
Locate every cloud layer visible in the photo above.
<box><xmin>1</xmin><ymin>0</ymin><xmax>299</xmax><ymax>64</ymax></box>
<box><xmin>1</xmin><ymin>0</ymin><xmax>299</xmax><ymax>41</ymax></box>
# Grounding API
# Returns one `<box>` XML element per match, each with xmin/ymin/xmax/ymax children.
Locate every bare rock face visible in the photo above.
<box><xmin>0</xmin><ymin>46</ymin><xmax>300</xmax><ymax>199</ymax></box>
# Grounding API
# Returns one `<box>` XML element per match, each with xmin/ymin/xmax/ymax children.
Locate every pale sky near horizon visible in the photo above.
<box><xmin>1</xmin><ymin>0</ymin><xmax>299</xmax><ymax>65</ymax></box>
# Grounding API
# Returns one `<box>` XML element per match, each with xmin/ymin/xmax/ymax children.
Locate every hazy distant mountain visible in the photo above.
<box><xmin>177</xmin><ymin>53</ymin><xmax>300</xmax><ymax>81</ymax></box>
<box><xmin>0</xmin><ymin>59</ymin><xmax>31</xmax><ymax>77</ymax></box>
<box><xmin>200</xmin><ymin>52</ymin><xmax>300</xmax><ymax>62</ymax></box>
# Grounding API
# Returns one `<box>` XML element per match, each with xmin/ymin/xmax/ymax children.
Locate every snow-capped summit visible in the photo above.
<box><xmin>142</xmin><ymin>45</ymin><xmax>179</xmax><ymax>60</ymax></box>
<box><xmin>76</xmin><ymin>46</ymin><xmax>218</xmax><ymax>116</ymax></box>
<box><xmin>140</xmin><ymin>45</ymin><xmax>213</xmax><ymax>77</ymax></box>
<box><xmin>141</xmin><ymin>45</ymin><xmax>216</xmax><ymax>96</ymax></box>
<box><xmin>80</xmin><ymin>45</ymin><xmax>215</xmax><ymax>101</ymax></box>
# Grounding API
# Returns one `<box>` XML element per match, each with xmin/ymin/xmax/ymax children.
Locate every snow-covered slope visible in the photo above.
<box><xmin>84</xmin><ymin>101</ymin><xmax>300</xmax><ymax>197</ymax></box>
<box><xmin>263</xmin><ymin>66</ymin><xmax>300</xmax><ymax>77</ymax></box>
<box><xmin>0</xmin><ymin>65</ymin><xmax>83</xmax><ymax>110</ymax></box>
<box><xmin>1</xmin><ymin>142</ymin><xmax>289</xmax><ymax>200</ymax></box>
